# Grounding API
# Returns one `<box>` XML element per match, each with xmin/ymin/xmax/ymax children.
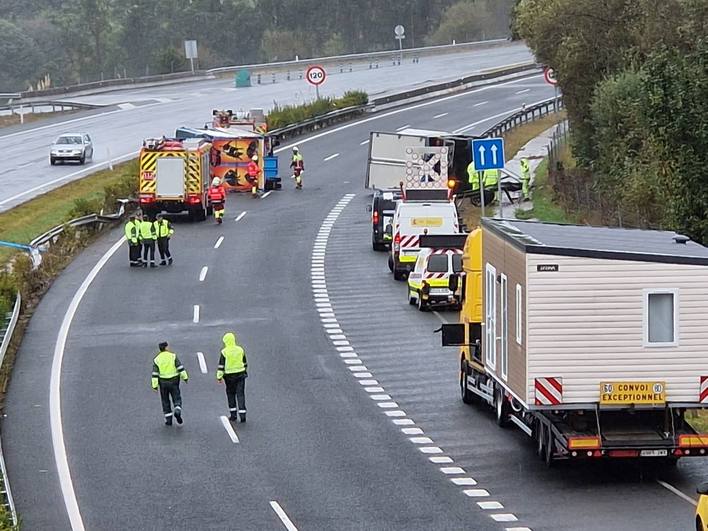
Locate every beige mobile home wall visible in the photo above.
<box><xmin>526</xmin><ymin>254</ymin><xmax>708</xmax><ymax>404</ymax></box>
<box><xmin>482</xmin><ymin>229</ymin><xmax>527</xmax><ymax>402</ymax></box>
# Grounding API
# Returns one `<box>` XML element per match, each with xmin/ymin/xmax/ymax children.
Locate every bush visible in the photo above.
<box><xmin>0</xmin><ymin>272</ymin><xmax>16</xmax><ymax>317</ymax></box>
<box><xmin>69</xmin><ymin>197</ymin><xmax>103</xmax><ymax>219</ymax></box>
<box><xmin>267</xmin><ymin>90</ymin><xmax>368</xmax><ymax>129</ymax></box>
<box><xmin>103</xmin><ymin>164</ymin><xmax>138</xmax><ymax>212</ymax></box>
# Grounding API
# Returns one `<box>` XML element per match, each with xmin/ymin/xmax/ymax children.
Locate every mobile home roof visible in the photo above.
<box><xmin>482</xmin><ymin>218</ymin><xmax>708</xmax><ymax>266</ymax></box>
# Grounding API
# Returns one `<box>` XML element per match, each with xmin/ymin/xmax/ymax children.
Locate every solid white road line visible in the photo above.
<box><xmin>199</xmin><ymin>266</ymin><xmax>208</xmax><ymax>282</ymax></box>
<box><xmin>473</xmin><ymin>101</ymin><xmax>489</xmax><ymax>107</ymax></box>
<box><xmin>220</xmin><ymin>416</ymin><xmax>240</xmax><ymax>443</ymax></box>
<box><xmin>433</xmin><ymin>112</ymin><xmax>449</xmax><ymax>118</ymax></box>
<box><xmin>324</xmin><ymin>153</ymin><xmax>340</xmax><ymax>162</ymax></box>
<box><xmin>453</xmin><ymin>98</ymin><xmax>550</xmax><ymax>134</ymax></box>
<box><xmin>261</xmin><ymin>191</ymin><xmax>273</xmax><ymax>199</ymax></box>
<box><xmin>656</xmin><ymin>480</ymin><xmax>698</xmax><ymax>506</ymax></box>
<box><xmin>269</xmin><ymin>501</ymin><xmax>298</xmax><ymax>531</ymax></box>
<box><xmin>52</xmin><ymin>236</ymin><xmax>126</xmax><ymax>531</ymax></box>
<box><xmin>432</xmin><ymin>311</ymin><xmax>449</xmax><ymax>324</ymax></box>
<box><xmin>396</xmin><ymin>124</ymin><xmax>411</xmax><ymax>131</ymax></box>
<box><xmin>516</xmin><ymin>88</ymin><xmax>531</xmax><ymax>94</ymax></box>
<box><xmin>197</xmin><ymin>352</ymin><xmax>208</xmax><ymax>374</ymax></box>
<box><xmin>360</xmin><ymin>139</ymin><xmax>370</xmax><ymax>145</ymax></box>
<box><xmin>193</xmin><ymin>305</ymin><xmax>200</xmax><ymax>323</ymax></box>
<box><xmin>214</xmin><ymin>236</ymin><xmax>224</xmax><ymax>249</ymax></box>
<box><xmin>235</xmin><ymin>211</ymin><xmax>247</xmax><ymax>222</ymax></box>
<box><xmin>0</xmin><ymin>151</ymin><xmax>139</xmax><ymax>207</ymax></box>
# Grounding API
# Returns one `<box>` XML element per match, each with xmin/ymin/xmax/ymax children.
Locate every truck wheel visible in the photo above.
<box><xmin>494</xmin><ymin>388</ymin><xmax>511</xmax><ymax>428</ymax></box>
<box><xmin>408</xmin><ymin>290</ymin><xmax>416</xmax><ymax>305</ymax></box>
<box><xmin>388</xmin><ymin>255</ymin><xmax>394</xmax><ymax>272</ymax></box>
<box><xmin>460</xmin><ymin>361</ymin><xmax>475</xmax><ymax>405</ymax></box>
<box><xmin>535</xmin><ymin>420</ymin><xmax>545</xmax><ymax>459</ymax></box>
<box><xmin>195</xmin><ymin>206</ymin><xmax>207</xmax><ymax>222</ymax></box>
<box><xmin>544</xmin><ymin>424</ymin><xmax>555</xmax><ymax>467</ymax></box>
<box><xmin>393</xmin><ymin>269</ymin><xmax>404</xmax><ymax>281</ymax></box>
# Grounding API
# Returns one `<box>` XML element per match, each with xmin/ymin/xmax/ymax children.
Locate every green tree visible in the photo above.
<box><xmin>0</xmin><ymin>19</ymin><xmax>42</xmax><ymax>91</ymax></box>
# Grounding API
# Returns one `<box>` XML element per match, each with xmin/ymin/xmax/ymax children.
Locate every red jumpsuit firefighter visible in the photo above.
<box><xmin>208</xmin><ymin>178</ymin><xmax>226</xmax><ymax>224</ymax></box>
<box><xmin>246</xmin><ymin>155</ymin><xmax>261</xmax><ymax>197</ymax></box>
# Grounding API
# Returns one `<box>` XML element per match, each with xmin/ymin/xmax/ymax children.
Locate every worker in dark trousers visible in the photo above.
<box><xmin>216</xmin><ymin>332</ymin><xmax>248</xmax><ymax>422</ymax></box>
<box><xmin>154</xmin><ymin>214</ymin><xmax>174</xmax><ymax>265</ymax></box>
<box><xmin>140</xmin><ymin>214</ymin><xmax>158</xmax><ymax>267</ymax></box>
<box><xmin>151</xmin><ymin>342</ymin><xmax>189</xmax><ymax>426</ymax></box>
<box><xmin>124</xmin><ymin>214</ymin><xmax>142</xmax><ymax>267</ymax></box>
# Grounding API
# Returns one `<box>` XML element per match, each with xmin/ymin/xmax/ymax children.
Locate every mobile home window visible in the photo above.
<box><xmin>515</xmin><ymin>284</ymin><xmax>522</xmax><ymax>345</ymax></box>
<box><xmin>500</xmin><ymin>274</ymin><xmax>508</xmax><ymax>380</ymax></box>
<box><xmin>485</xmin><ymin>264</ymin><xmax>497</xmax><ymax>370</ymax></box>
<box><xmin>644</xmin><ymin>289</ymin><xmax>678</xmax><ymax>346</ymax></box>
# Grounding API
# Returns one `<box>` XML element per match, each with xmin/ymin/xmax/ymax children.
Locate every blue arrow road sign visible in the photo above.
<box><xmin>471</xmin><ymin>138</ymin><xmax>505</xmax><ymax>171</ymax></box>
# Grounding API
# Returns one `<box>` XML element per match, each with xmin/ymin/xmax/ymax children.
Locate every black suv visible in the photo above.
<box><xmin>368</xmin><ymin>190</ymin><xmax>401</xmax><ymax>251</ymax></box>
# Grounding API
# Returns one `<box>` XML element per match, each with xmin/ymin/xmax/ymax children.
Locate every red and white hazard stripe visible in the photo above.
<box><xmin>400</xmin><ymin>235</ymin><xmax>420</xmax><ymax>249</ymax></box>
<box><xmin>424</xmin><ymin>272</ymin><xmax>447</xmax><ymax>280</ymax></box>
<box><xmin>700</xmin><ymin>376</ymin><xmax>708</xmax><ymax>404</ymax></box>
<box><xmin>535</xmin><ymin>377</ymin><xmax>563</xmax><ymax>406</ymax></box>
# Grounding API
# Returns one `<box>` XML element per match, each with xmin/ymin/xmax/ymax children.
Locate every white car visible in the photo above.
<box><xmin>50</xmin><ymin>133</ymin><xmax>93</xmax><ymax>165</ymax></box>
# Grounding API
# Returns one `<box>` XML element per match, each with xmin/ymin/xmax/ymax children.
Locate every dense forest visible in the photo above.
<box><xmin>515</xmin><ymin>0</ymin><xmax>708</xmax><ymax>243</ymax></box>
<box><xmin>0</xmin><ymin>0</ymin><xmax>514</xmax><ymax>92</ymax></box>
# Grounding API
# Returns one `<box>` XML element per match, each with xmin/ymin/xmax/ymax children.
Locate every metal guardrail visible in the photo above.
<box><xmin>268</xmin><ymin>62</ymin><xmax>539</xmax><ymax>142</ymax></box>
<box><xmin>0</xmin><ymin>99</ymin><xmax>102</xmax><ymax>117</ymax></box>
<box><xmin>481</xmin><ymin>96</ymin><xmax>564</xmax><ymax>138</ymax></box>
<box><xmin>0</xmin><ymin>292</ymin><xmax>20</xmax><ymax>526</ymax></box>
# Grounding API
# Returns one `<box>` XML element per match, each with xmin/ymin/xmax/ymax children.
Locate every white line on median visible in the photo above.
<box><xmin>52</xmin><ymin>236</ymin><xmax>126</xmax><ymax>531</ymax></box>
<box><xmin>270</xmin><ymin>501</ymin><xmax>298</xmax><ymax>531</ymax></box>
<box><xmin>396</xmin><ymin>124</ymin><xmax>411</xmax><ymax>131</ymax></box>
<box><xmin>324</xmin><ymin>153</ymin><xmax>340</xmax><ymax>162</ymax></box>
<box><xmin>235</xmin><ymin>211</ymin><xmax>247</xmax><ymax>222</ymax></box>
<box><xmin>473</xmin><ymin>101</ymin><xmax>489</xmax><ymax>107</ymax></box>
<box><xmin>214</xmin><ymin>236</ymin><xmax>224</xmax><ymax>249</ymax></box>
<box><xmin>516</xmin><ymin>88</ymin><xmax>531</xmax><ymax>94</ymax></box>
<box><xmin>220</xmin><ymin>416</ymin><xmax>240</xmax><ymax>443</ymax></box>
<box><xmin>433</xmin><ymin>112</ymin><xmax>449</xmax><ymax>118</ymax></box>
<box><xmin>199</xmin><ymin>266</ymin><xmax>208</xmax><ymax>282</ymax></box>
<box><xmin>197</xmin><ymin>352</ymin><xmax>207</xmax><ymax>373</ymax></box>
<box><xmin>193</xmin><ymin>305</ymin><xmax>200</xmax><ymax>323</ymax></box>
<box><xmin>261</xmin><ymin>190</ymin><xmax>273</xmax><ymax>199</ymax></box>
<box><xmin>656</xmin><ymin>480</ymin><xmax>698</xmax><ymax>506</ymax></box>
<box><xmin>360</xmin><ymin>139</ymin><xmax>370</xmax><ymax>145</ymax></box>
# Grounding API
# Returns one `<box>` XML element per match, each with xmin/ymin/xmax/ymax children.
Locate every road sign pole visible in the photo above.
<box><xmin>498</xmin><ymin>171</ymin><xmax>503</xmax><ymax>218</ymax></box>
<box><xmin>479</xmin><ymin>172</ymin><xmax>485</xmax><ymax>218</ymax></box>
<box><xmin>315</xmin><ymin>84</ymin><xmax>320</xmax><ymax>100</ymax></box>
<box><xmin>554</xmin><ymin>85</ymin><xmax>558</xmax><ymax>113</ymax></box>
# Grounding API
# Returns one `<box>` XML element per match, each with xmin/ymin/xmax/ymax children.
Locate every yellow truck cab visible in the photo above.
<box><xmin>407</xmin><ymin>234</ymin><xmax>467</xmax><ymax>311</ymax></box>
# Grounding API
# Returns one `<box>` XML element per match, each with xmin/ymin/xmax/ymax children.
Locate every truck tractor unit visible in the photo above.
<box><xmin>138</xmin><ymin>137</ymin><xmax>212</xmax><ymax>221</ymax></box>
<box><xmin>441</xmin><ymin>219</ymin><xmax>708</xmax><ymax>465</ymax></box>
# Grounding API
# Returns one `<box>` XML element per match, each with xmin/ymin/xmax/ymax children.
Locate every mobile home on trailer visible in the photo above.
<box><xmin>444</xmin><ymin>219</ymin><xmax>708</xmax><ymax>464</ymax></box>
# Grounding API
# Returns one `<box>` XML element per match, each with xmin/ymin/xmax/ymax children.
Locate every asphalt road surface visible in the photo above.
<box><xmin>0</xmin><ymin>42</ymin><xmax>534</xmax><ymax>213</ymax></box>
<box><xmin>4</xmin><ymin>74</ymin><xmax>704</xmax><ymax>531</ymax></box>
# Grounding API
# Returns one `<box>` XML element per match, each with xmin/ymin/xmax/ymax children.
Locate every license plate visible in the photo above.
<box><xmin>600</xmin><ymin>381</ymin><xmax>666</xmax><ymax>405</ymax></box>
<box><xmin>640</xmin><ymin>449</ymin><xmax>667</xmax><ymax>457</ymax></box>
<box><xmin>430</xmin><ymin>288</ymin><xmax>448</xmax><ymax>295</ymax></box>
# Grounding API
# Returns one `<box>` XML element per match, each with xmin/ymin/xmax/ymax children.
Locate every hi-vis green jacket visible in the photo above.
<box><xmin>216</xmin><ymin>333</ymin><xmax>247</xmax><ymax>380</ymax></box>
<box><xmin>152</xmin><ymin>350</ymin><xmax>189</xmax><ymax>389</ymax></box>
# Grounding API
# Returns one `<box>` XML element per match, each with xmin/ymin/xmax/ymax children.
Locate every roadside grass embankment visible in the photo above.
<box><xmin>459</xmin><ymin>111</ymin><xmax>567</xmax><ymax>230</ymax></box>
<box><xmin>0</xmin><ymin>111</ymin><xmax>78</xmax><ymax>129</ymax></box>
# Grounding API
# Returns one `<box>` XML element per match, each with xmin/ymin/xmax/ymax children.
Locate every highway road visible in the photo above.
<box><xmin>4</xmin><ymin>72</ymin><xmax>705</xmax><ymax>531</ymax></box>
<box><xmin>0</xmin><ymin>42</ymin><xmax>534</xmax><ymax>214</ymax></box>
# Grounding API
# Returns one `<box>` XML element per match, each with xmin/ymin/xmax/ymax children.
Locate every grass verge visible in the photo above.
<box><xmin>0</xmin><ymin>110</ymin><xmax>78</xmax><ymax>129</ymax></box>
<box><xmin>0</xmin><ymin>160</ymin><xmax>137</xmax><ymax>267</ymax></box>
<box><xmin>514</xmin><ymin>159</ymin><xmax>579</xmax><ymax>224</ymax></box>
<box><xmin>459</xmin><ymin>111</ymin><xmax>566</xmax><ymax>230</ymax></box>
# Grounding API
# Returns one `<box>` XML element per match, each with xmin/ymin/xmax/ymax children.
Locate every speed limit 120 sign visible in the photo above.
<box><xmin>306</xmin><ymin>65</ymin><xmax>326</xmax><ymax>86</ymax></box>
<box><xmin>543</xmin><ymin>67</ymin><xmax>558</xmax><ymax>85</ymax></box>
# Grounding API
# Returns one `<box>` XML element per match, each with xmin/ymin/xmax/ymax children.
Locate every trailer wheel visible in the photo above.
<box><xmin>494</xmin><ymin>388</ymin><xmax>511</xmax><ymax>428</ymax></box>
<box><xmin>535</xmin><ymin>420</ymin><xmax>545</xmax><ymax>459</ymax></box>
<box><xmin>460</xmin><ymin>361</ymin><xmax>475</xmax><ymax>405</ymax></box>
<box><xmin>544</xmin><ymin>424</ymin><xmax>555</xmax><ymax>467</ymax></box>
<box><xmin>696</xmin><ymin>516</ymin><xmax>703</xmax><ymax>531</ymax></box>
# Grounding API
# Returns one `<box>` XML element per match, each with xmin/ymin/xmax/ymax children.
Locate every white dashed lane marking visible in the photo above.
<box><xmin>192</xmin><ymin>305</ymin><xmax>200</xmax><ymax>323</ymax></box>
<box><xmin>261</xmin><ymin>191</ymin><xmax>273</xmax><ymax>199</ymax></box>
<box><xmin>219</xmin><ymin>415</ymin><xmax>239</xmax><ymax>443</ymax></box>
<box><xmin>199</xmin><ymin>266</ymin><xmax>208</xmax><ymax>282</ymax></box>
<box><xmin>313</xmin><ymin>193</ymin><xmax>531</xmax><ymax>530</ymax></box>
<box><xmin>269</xmin><ymin>501</ymin><xmax>299</xmax><ymax>531</ymax></box>
<box><xmin>433</xmin><ymin>112</ymin><xmax>449</xmax><ymax>118</ymax></box>
<box><xmin>473</xmin><ymin>100</ymin><xmax>488</xmax><ymax>107</ymax></box>
<box><xmin>324</xmin><ymin>153</ymin><xmax>340</xmax><ymax>162</ymax></box>
<box><xmin>214</xmin><ymin>236</ymin><xmax>224</xmax><ymax>249</ymax></box>
<box><xmin>196</xmin><ymin>352</ymin><xmax>207</xmax><ymax>374</ymax></box>
<box><xmin>235</xmin><ymin>211</ymin><xmax>247</xmax><ymax>222</ymax></box>
<box><xmin>360</xmin><ymin>139</ymin><xmax>370</xmax><ymax>145</ymax></box>
<box><xmin>396</xmin><ymin>124</ymin><xmax>411</xmax><ymax>131</ymax></box>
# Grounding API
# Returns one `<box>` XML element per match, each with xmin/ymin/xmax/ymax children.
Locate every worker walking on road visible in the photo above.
<box><xmin>246</xmin><ymin>155</ymin><xmax>261</xmax><ymax>197</ymax></box>
<box><xmin>140</xmin><ymin>215</ymin><xmax>158</xmax><ymax>268</ymax></box>
<box><xmin>208</xmin><ymin>177</ymin><xmax>226</xmax><ymax>224</ymax></box>
<box><xmin>520</xmin><ymin>158</ymin><xmax>531</xmax><ymax>201</ymax></box>
<box><xmin>290</xmin><ymin>146</ymin><xmax>304</xmax><ymax>189</ymax></box>
<box><xmin>216</xmin><ymin>332</ymin><xmax>248</xmax><ymax>423</ymax></box>
<box><xmin>151</xmin><ymin>342</ymin><xmax>189</xmax><ymax>426</ymax></box>
<box><xmin>154</xmin><ymin>214</ymin><xmax>174</xmax><ymax>265</ymax></box>
<box><xmin>125</xmin><ymin>214</ymin><xmax>142</xmax><ymax>267</ymax></box>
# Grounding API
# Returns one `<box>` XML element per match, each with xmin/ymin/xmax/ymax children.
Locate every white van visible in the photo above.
<box><xmin>388</xmin><ymin>201</ymin><xmax>459</xmax><ymax>280</ymax></box>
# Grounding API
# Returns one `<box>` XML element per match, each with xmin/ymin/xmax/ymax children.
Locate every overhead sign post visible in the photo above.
<box><xmin>471</xmin><ymin>137</ymin><xmax>505</xmax><ymax>218</ymax></box>
<box><xmin>544</xmin><ymin>66</ymin><xmax>559</xmax><ymax>112</ymax></box>
<box><xmin>306</xmin><ymin>64</ymin><xmax>326</xmax><ymax>100</ymax></box>
<box><xmin>394</xmin><ymin>25</ymin><xmax>405</xmax><ymax>65</ymax></box>
<box><xmin>184</xmin><ymin>40</ymin><xmax>198</xmax><ymax>73</ymax></box>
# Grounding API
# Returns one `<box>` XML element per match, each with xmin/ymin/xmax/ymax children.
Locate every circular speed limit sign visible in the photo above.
<box><xmin>543</xmin><ymin>67</ymin><xmax>558</xmax><ymax>85</ymax></box>
<box><xmin>306</xmin><ymin>65</ymin><xmax>326</xmax><ymax>86</ymax></box>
